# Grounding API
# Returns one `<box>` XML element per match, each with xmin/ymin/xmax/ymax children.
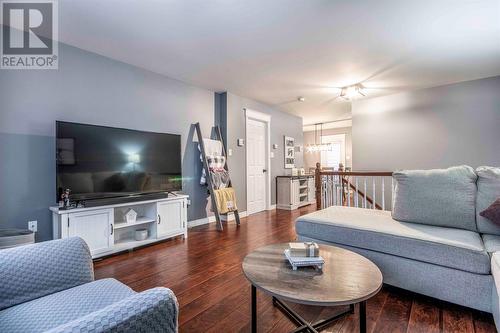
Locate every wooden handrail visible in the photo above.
<box><xmin>320</xmin><ymin>171</ymin><xmax>392</xmax><ymax>177</ymax></box>
<box><xmin>315</xmin><ymin>162</ymin><xmax>392</xmax><ymax>210</ymax></box>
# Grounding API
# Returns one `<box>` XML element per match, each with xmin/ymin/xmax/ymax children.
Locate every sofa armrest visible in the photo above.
<box><xmin>46</xmin><ymin>287</ymin><xmax>178</xmax><ymax>333</ymax></box>
<box><xmin>0</xmin><ymin>237</ymin><xmax>94</xmax><ymax>310</ymax></box>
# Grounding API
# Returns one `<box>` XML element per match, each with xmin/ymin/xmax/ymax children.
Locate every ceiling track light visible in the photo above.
<box><xmin>339</xmin><ymin>83</ymin><xmax>365</xmax><ymax>100</ymax></box>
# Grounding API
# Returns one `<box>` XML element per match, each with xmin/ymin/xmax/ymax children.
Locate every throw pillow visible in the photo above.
<box><xmin>480</xmin><ymin>198</ymin><xmax>500</xmax><ymax>225</ymax></box>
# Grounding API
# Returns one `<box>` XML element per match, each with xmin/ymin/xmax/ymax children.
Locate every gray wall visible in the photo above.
<box><xmin>303</xmin><ymin>127</ymin><xmax>352</xmax><ymax>171</ymax></box>
<box><xmin>224</xmin><ymin>92</ymin><xmax>304</xmax><ymax>210</ymax></box>
<box><xmin>351</xmin><ymin>76</ymin><xmax>500</xmax><ymax>171</ymax></box>
<box><xmin>0</xmin><ymin>43</ymin><xmax>215</xmax><ymax>241</ymax></box>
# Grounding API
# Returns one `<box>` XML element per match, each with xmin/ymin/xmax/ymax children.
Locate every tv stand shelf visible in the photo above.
<box><xmin>114</xmin><ymin>217</ymin><xmax>157</xmax><ymax>229</ymax></box>
<box><xmin>50</xmin><ymin>194</ymin><xmax>188</xmax><ymax>258</ymax></box>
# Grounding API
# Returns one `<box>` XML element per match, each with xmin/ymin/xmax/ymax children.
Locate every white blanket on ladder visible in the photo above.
<box><xmin>199</xmin><ymin>139</ymin><xmax>223</xmax><ymax>185</ymax></box>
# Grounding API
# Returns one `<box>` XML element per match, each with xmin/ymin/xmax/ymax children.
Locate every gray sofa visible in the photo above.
<box><xmin>296</xmin><ymin>166</ymin><xmax>500</xmax><ymax>327</ymax></box>
<box><xmin>0</xmin><ymin>237</ymin><xmax>178</xmax><ymax>333</ymax></box>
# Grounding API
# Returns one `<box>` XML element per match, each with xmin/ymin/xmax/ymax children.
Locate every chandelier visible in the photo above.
<box><xmin>306</xmin><ymin>123</ymin><xmax>332</xmax><ymax>153</ymax></box>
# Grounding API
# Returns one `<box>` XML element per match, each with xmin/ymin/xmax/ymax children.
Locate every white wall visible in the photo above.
<box><xmin>352</xmin><ymin>76</ymin><xmax>500</xmax><ymax>171</ymax></box>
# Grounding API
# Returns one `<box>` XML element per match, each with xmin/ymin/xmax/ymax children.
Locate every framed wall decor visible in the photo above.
<box><xmin>284</xmin><ymin>136</ymin><xmax>295</xmax><ymax>169</ymax></box>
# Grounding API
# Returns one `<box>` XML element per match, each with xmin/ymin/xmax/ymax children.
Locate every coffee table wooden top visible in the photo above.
<box><xmin>242</xmin><ymin>243</ymin><xmax>383</xmax><ymax>306</ymax></box>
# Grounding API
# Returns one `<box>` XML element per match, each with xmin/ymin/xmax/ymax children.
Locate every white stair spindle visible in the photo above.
<box><xmin>331</xmin><ymin>175</ymin><xmax>334</xmax><ymax>207</ymax></box>
<box><xmin>372</xmin><ymin>177</ymin><xmax>376</xmax><ymax>210</ymax></box>
<box><xmin>335</xmin><ymin>175</ymin><xmax>338</xmax><ymax>206</ymax></box>
<box><xmin>355</xmin><ymin>177</ymin><xmax>359</xmax><ymax>207</ymax></box>
<box><xmin>364</xmin><ymin>177</ymin><xmax>367</xmax><ymax>208</ymax></box>
<box><xmin>337</xmin><ymin>175</ymin><xmax>341</xmax><ymax>206</ymax></box>
<box><xmin>326</xmin><ymin>176</ymin><xmax>330</xmax><ymax>208</ymax></box>
<box><xmin>382</xmin><ymin>178</ymin><xmax>385</xmax><ymax>210</ymax></box>
<box><xmin>391</xmin><ymin>176</ymin><xmax>394</xmax><ymax>207</ymax></box>
<box><xmin>347</xmin><ymin>178</ymin><xmax>351</xmax><ymax>207</ymax></box>
<box><xmin>325</xmin><ymin>176</ymin><xmax>328</xmax><ymax>208</ymax></box>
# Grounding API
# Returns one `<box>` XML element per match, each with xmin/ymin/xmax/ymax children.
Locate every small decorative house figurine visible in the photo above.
<box><xmin>125</xmin><ymin>209</ymin><xmax>138</xmax><ymax>223</ymax></box>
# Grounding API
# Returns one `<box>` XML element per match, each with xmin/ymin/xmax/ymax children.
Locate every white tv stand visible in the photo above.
<box><xmin>50</xmin><ymin>194</ymin><xmax>188</xmax><ymax>258</ymax></box>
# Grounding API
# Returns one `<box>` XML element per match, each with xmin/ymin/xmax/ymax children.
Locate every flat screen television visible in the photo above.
<box><xmin>56</xmin><ymin>121</ymin><xmax>182</xmax><ymax>202</ymax></box>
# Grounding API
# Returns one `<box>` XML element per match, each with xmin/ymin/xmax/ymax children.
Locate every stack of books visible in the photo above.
<box><xmin>284</xmin><ymin>242</ymin><xmax>325</xmax><ymax>270</ymax></box>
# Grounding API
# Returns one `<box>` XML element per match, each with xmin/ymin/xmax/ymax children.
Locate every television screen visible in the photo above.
<box><xmin>56</xmin><ymin>121</ymin><xmax>182</xmax><ymax>202</ymax></box>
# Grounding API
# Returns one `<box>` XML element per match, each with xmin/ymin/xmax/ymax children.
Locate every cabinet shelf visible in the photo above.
<box><xmin>114</xmin><ymin>217</ymin><xmax>156</xmax><ymax>229</ymax></box>
<box><xmin>113</xmin><ymin>237</ymin><xmax>157</xmax><ymax>251</ymax></box>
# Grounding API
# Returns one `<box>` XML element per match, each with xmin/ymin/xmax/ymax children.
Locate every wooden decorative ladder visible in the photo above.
<box><xmin>194</xmin><ymin>122</ymin><xmax>240</xmax><ymax>231</ymax></box>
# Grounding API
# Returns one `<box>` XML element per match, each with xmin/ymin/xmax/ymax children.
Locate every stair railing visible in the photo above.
<box><xmin>314</xmin><ymin>162</ymin><xmax>393</xmax><ymax>211</ymax></box>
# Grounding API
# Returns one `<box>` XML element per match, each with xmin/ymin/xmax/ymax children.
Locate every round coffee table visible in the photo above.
<box><xmin>242</xmin><ymin>243</ymin><xmax>383</xmax><ymax>333</ymax></box>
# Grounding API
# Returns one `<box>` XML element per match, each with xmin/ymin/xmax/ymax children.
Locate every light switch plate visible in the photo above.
<box><xmin>237</xmin><ymin>138</ymin><xmax>245</xmax><ymax>146</ymax></box>
<box><xmin>270</xmin><ymin>152</ymin><xmax>275</xmax><ymax>158</ymax></box>
<box><xmin>28</xmin><ymin>220</ymin><xmax>37</xmax><ymax>232</ymax></box>
<box><xmin>272</xmin><ymin>144</ymin><xmax>278</xmax><ymax>149</ymax></box>
<box><xmin>228</xmin><ymin>149</ymin><xmax>233</xmax><ymax>156</ymax></box>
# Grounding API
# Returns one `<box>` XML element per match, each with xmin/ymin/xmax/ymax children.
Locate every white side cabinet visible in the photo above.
<box><xmin>277</xmin><ymin>176</ymin><xmax>315</xmax><ymax>210</ymax></box>
<box><xmin>51</xmin><ymin>195</ymin><xmax>188</xmax><ymax>258</ymax></box>
<box><xmin>157</xmin><ymin>200</ymin><xmax>186</xmax><ymax>238</ymax></box>
<box><xmin>67</xmin><ymin>209</ymin><xmax>114</xmax><ymax>256</ymax></box>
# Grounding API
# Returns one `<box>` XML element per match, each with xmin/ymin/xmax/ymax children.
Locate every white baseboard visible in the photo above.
<box><xmin>267</xmin><ymin>204</ymin><xmax>276</xmax><ymax>210</ymax></box>
<box><xmin>188</xmin><ymin>217</ymin><xmax>212</xmax><ymax>228</ymax></box>
<box><xmin>221</xmin><ymin>211</ymin><xmax>247</xmax><ymax>221</ymax></box>
<box><xmin>188</xmin><ymin>211</ymin><xmax>248</xmax><ymax>228</ymax></box>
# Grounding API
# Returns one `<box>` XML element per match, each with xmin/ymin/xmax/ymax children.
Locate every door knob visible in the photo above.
<box><xmin>263</xmin><ymin>169</ymin><xmax>267</xmax><ymax>173</ymax></box>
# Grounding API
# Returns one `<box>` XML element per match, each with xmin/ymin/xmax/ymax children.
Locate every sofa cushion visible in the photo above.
<box><xmin>0</xmin><ymin>278</ymin><xmax>135</xmax><ymax>333</ymax></box>
<box><xmin>296</xmin><ymin>206</ymin><xmax>490</xmax><ymax>274</ymax></box>
<box><xmin>392</xmin><ymin>165</ymin><xmax>477</xmax><ymax>231</ymax></box>
<box><xmin>492</xmin><ymin>253</ymin><xmax>500</xmax><ymax>292</ymax></box>
<box><xmin>482</xmin><ymin>234</ymin><xmax>500</xmax><ymax>254</ymax></box>
<box><xmin>477</xmin><ymin>166</ymin><xmax>500</xmax><ymax>235</ymax></box>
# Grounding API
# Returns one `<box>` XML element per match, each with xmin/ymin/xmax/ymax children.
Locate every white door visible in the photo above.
<box><xmin>247</xmin><ymin>118</ymin><xmax>267</xmax><ymax>215</ymax></box>
<box><xmin>157</xmin><ymin>200</ymin><xmax>184</xmax><ymax>238</ymax></box>
<box><xmin>67</xmin><ymin>209</ymin><xmax>114</xmax><ymax>256</ymax></box>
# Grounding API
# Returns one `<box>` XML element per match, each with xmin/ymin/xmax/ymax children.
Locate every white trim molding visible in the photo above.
<box><xmin>245</xmin><ymin>108</ymin><xmax>272</xmax><ymax>216</ymax></box>
<box><xmin>244</xmin><ymin>108</ymin><xmax>271</xmax><ymax>122</ymax></box>
<box><xmin>188</xmin><ymin>211</ymin><xmax>248</xmax><ymax>228</ymax></box>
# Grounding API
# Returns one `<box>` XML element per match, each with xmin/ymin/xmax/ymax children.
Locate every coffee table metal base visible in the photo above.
<box><xmin>251</xmin><ymin>285</ymin><xmax>366</xmax><ymax>333</ymax></box>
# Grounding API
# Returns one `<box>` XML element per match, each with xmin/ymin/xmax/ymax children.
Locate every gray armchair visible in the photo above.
<box><xmin>0</xmin><ymin>237</ymin><xmax>178</xmax><ymax>333</ymax></box>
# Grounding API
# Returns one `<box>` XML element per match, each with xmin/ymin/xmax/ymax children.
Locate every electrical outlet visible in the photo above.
<box><xmin>187</xmin><ymin>199</ymin><xmax>191</xmax><ymax>206</ymax></box>
<box><xmin>28</xmin><ymin>220</ymin><xmax>37</xmax><ymax>232</ymax></box>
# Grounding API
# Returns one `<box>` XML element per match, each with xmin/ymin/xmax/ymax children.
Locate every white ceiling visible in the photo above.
<box><xmin>37</xmin><ymin>1</ymin><xmax>500</xmax><ymax>124</ymax></box>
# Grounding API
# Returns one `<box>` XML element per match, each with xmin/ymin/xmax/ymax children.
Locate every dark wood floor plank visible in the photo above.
<box><xmin>179</xmin><ymin>273</ymin><xmax>247</xmax><ymax>325</ymax></box>
<box><xmin>92</xmin><ymin>206</ymin><xmax>496</xmax><ymax>333</ymax></box>
<box><xmin>372</xmin><ymin>292</ymin><xmax>412</xmax><ymax>333</ymax></box>
<box><xmin>473</xmin><ymin>310</ymin><xmax>498</xmax><ymax>333</ymax></box>
<box><xmin>366</xmin><ymin>289</ymin><xmax>389</xmax><ymax>333</ymax></box>
<box><xmin>180</xmin><ymin>284</ymin><xmax>250</xmax><ymax>331</ymax></box>
<box><xmin>442</xmin><ymin>304</ymin><xmax>474</xmax><ymax>333</ymax></box>
<box><xmin>406</xmin><ymin>297</ymin><xmax>440</xmax><ymax>333</ymax></box>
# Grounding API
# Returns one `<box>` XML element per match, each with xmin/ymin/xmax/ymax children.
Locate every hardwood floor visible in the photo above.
<box><xmin>94</xmin><ymin>205</ymin><xmax>496</xmax><ymax>333</ymax></box>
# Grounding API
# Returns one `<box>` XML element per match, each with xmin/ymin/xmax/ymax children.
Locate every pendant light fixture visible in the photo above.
<box><xmin>306</xmin><ymin>123</ymin><xmax>332</xmax><ymax>153</ymax></box>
